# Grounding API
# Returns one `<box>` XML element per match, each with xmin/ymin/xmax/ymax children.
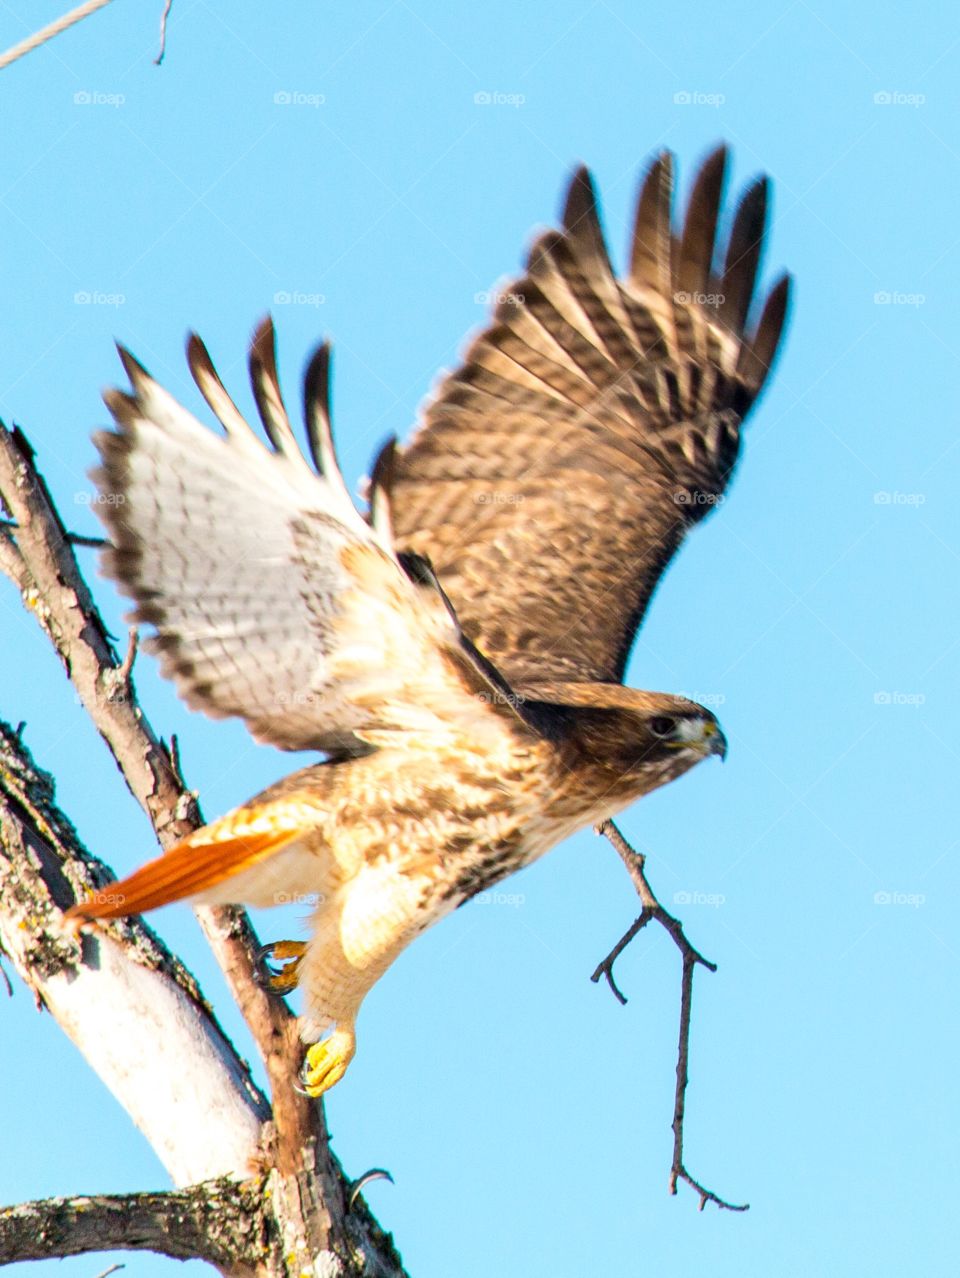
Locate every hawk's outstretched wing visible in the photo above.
<box><xmin>93</xmin><ymin>320</ymin><xmax>531</xmax><ymax>755</ymax></box>
<box><xmin>385</xmin><ymin>146</ymin><xmax>791</xmax><ymax>686</ymax></box>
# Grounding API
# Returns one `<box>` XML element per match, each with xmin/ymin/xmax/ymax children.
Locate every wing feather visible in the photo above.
<box><xmin>629</xmin><ymin>152</ymin><xmax>674</xmax><ymax>307</ymax></box>
<box><xmin>719</xmin><ymin>175</ymin><xmax>768</xmax><ymax>335</ymax></box>
<box><xmin>676</xmin><ymin>144</ymin><xmax>727</xmax><ymax>302</ymax></box>
<box><xmin>92</xmin><ymin>321</ymin><xmax>534</xmax><ymax>754</ymax></box>
<box><xmin>387</xmin><ymin>146</ymin><xmax>791</xmax><ymax>685</ymax></box>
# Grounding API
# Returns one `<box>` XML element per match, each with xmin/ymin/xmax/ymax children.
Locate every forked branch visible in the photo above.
<box><xmin>593</xmin><ymin>819</ymin><xmax>748</xmax><ymax>1213</ymax></box>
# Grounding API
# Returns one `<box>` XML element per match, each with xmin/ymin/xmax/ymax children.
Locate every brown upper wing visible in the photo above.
<box><xmin>384</xmin><ymin>146</ymin><xmax>791</xmax><ymax>686</ymax></box>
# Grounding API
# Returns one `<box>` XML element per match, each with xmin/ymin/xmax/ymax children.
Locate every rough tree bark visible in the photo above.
<box><xmin>0</xmin><ymin>419</ymin><xmax>408</xmax><ymax>1277</ymax></box>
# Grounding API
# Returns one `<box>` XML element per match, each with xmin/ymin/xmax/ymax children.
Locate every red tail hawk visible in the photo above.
<box><xmin>68</xmin><ymin>146</ymin><xmax>790</xmax><ymax>1095</ymax></box>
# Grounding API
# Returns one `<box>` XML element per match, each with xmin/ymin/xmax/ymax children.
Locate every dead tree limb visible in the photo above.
<box><xmin>0</xmin><ymin>0</ymin><xmax>115</xmax><ymax>72</ymax></box>
<box><xmin>593</xmin><ymin>819</ymin><xmax>748</xmax><ymax>1213</ymax></box>
<box><xmin>0</xmin><ymin>1183</ymin><xmax>268</xmax><ymax>1268</ymax></box>
<box><xmin>0</xmin><ymin>419</ymin><xmax>311</xmax><ymax>1168</ymax></box>
<box><xmin>0</xmin><ymin>719</ymin><xmax>269</xmax><ymax>1184</ymax></box>
<box><xmin>0</xmin><ymin>421</ymin><xmax>409</xmax><ymax>1275</ymax></box>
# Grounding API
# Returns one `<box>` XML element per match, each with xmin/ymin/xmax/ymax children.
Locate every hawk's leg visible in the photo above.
<box><xmin>302</xmin><ymin>1025</ymin><xmax>356</xmax><ymax>1097</ymax></box>
<box><xmin>255</xmin><ymin>940</ymin><xmax>307</xmax><ymax>995</ymax></box>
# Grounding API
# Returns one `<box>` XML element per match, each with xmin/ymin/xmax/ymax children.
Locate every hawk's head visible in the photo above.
<box><xmin>526</xmin><ymin>683</ymin><xmax>727</xmax><ymax>804</ymax></box>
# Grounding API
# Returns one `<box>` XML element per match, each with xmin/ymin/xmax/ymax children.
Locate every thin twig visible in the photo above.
<box><xmin>119</xmin><ymin>626</ymin><xmax>138</xmax><ymax>681</ymax></box>
<box><xmin>155</xmin><ymin>0</ymin><xmax>173</xmax><ymax>64</ymax></box>
<box><xmin>593</xmin><ymin>820</ymin><xmax>748</xmax><ymax>1213</ymax></box>
<box><xmin>0</xmin><ymin>0</ymin><xmax>114</xmax><ymax>72</ymax></box>
<box><xmin>167</xmin><ymin>732</ymin><xmax>185</xmax><ymax>786</ymax></box>
<box><xmin>0</xmin><ymin>517</ymin><xmax>106</xmax><ymax>549</ymax></box>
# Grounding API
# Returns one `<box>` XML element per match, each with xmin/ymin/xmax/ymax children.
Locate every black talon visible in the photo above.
<box><xmin>348</xmin><ymin>1168</ymin><xmax>395</xmax><ymax>1210</ymax></box>
<box><xmin>254</xmin><ymin>940</ymin><xmax>306</xmax><ymax>995</ymax></box>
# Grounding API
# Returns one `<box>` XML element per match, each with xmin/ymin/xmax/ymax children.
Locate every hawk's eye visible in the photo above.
<box><xmin>649</xmin><ymin>716</ymin><xmax>676</xmax><ymax>738</ymax></box>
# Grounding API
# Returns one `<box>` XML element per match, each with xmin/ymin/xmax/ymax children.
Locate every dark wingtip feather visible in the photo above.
<box><xmin>525</xmin><ymin>227</ymin><xmax>565</xmax><ymax>274</ymax></box>
<box><xmin>303</xmin><ymin>341</ymin><xmax>332</xmax><ymax>426</ymax></box>
<box><xmin>115</xmin><ymin>344</ymin><xmax>150</xmax><ymax>389</ymax></box>
<box><xmin>369</xmin><ymin>434</ymin><xmax>397</xmax><ymax>494</ymax></box>
<box><xmin>676</xmin><ymin>144</ymin><xmax>728</xmax><ymax>299</ymax></box>
<box><xmin>248</xmin><ymin>313</ymin><xmax>286</xmax><ymax>450</ymax></box>
<box><xmin>561</xmin><ymin>165</ymin><xmax>593</xmax><ymax>223</ymax></box>
<box><xmin>185</xmin><ymin>331</ymin><xmax>249</xmax><ymax>437</ymax></box>
<box><xmin>101</xmin><ymin>386</ymin><xmax>138</xmax><ymax>428</ymax></box>
<box><xmin>250</xmin><ymin>314</ymin><xmax>276</xmax><ymax>360</ymax></box>
<box><xmin>700</xmin><ymin>142</ymin><xmax>729</xmax><ymax>175</ymax></box>
<box><xmin>561</xmin><ymin>164</ymin><xmax>613</xmax><ymax>274</ymax></box>
<box><xmin>739</xmin><ymin>271</ymin><xmax>792</xmax><ymax>389</ymax></box>
<box><xmin>629</xmin><ymin>150</ymin><xmax>674</xmax><ymax>293</ymax></box>
<box><xmin>719</xmin><ymin>175</ymin><xmax>768</xmax><ymax>335</ymax></box>
<box><xmin>186</xmin><ymin>331</ymin><xmax>216</xmax><ymax>383</ymax></box>
<box><xmin>303</xmin><ymin>339</ymin><xmax>334</xmax><ymax>475</ymax></box>
<box><xmin>368</xmin><ymin>435</ymin><xmax>398</xmax><ymax>537</ymax></box>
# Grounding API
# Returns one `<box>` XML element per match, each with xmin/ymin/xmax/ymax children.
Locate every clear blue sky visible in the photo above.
<box><xmin>1</xmin><ymin>3</ymin><xmax>956</xmax><ymax>1276</ymax></box>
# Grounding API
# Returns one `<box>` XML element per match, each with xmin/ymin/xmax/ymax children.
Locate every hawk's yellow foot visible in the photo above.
<box><xmin>302</xmin><ymin>1027</ymin><xmax>356</xmax><ymax>1096</ymax></box>
<box><xmin>256</xmin><ymin>940</ymin><xmax>307</xmax><ymax>995</ymax></box>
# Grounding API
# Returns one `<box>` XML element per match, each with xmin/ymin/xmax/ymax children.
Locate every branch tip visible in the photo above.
<box><xmin>155</xmin><ymin>0</ymin><xmax>173</xmax><ymax>64</ymax></box>
<box><xmin>595</xmin><ymin>820</ymin><xmax>743</xmax><ymax>1212</ymax></box>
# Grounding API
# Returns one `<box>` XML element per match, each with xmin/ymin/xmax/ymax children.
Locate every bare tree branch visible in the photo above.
<box><xmin>0</xmin><ymin>516</ymin><xmax>104</xmax><ymax>548</ymax></box>
<box><xmin>0</xmin><ymin>421</ymin><xmax>411</xmax><ymax>1274</ymax></box>
<box><xmin>155</xmin><ymin>0</ymin><xmax>174</xmax><ymax>64</ymax></box>
<box><xmin>0</xmin><ymin>1183</ymin><xmax>268</xmax><ymax>1269</ymax></box>
<box><xmin>0</xmin><ymin>0</ymin><xmax>115</xmax><ymax>72</ymax></box>
<box><xmin>593</xmin><ymin>820</ymin><xmax>748</xmax><ymax>1213</ymax></box>
<box><xmin>0</xmin><ymin>718</ymin><xmax>269</xmax><ymax>1185</ymax></box>
<box><xmin>0</xmin><ymin>419</ymin><xmax>314</xmax><ymax>1170</ymax></box>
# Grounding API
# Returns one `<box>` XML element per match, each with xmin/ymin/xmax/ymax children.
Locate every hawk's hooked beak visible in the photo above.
<box><xmin>707</xmin><ymin>721</ymin><xmax>728</xmax><ymax>762</ymax></box>
<box><xmin>676</xmin><ymin>717</ymin><xmax>728</xmax><ymax>761</ymax></box>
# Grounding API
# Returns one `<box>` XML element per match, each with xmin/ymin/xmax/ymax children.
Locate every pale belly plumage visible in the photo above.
<box><xmin>189</xmin><ymin>726</ymin><xmax>650</xmax><ymax>1059</ymax></box>
<box><xmin>293</xmin><ymin>737</ymin><xmax>555</xmax><ymax>1040</ymax></box>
